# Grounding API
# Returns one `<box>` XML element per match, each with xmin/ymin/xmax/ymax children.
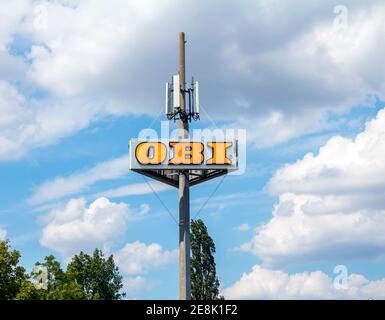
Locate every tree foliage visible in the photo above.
<box><xmin>66</xmin><ymin>249</ymin><xmax>125</xmax><ymax>300</ymax></box>
<box><xmin>0</xmin><ymin>240</ymin><xmax>124</xmax><ymax>300</ymax></box>
<box><xmin>0</xmin><ymin>240</ymin><xmax>27</xmax><ymax>300</ymax></box>
<box><xmin>32</xmin><ymin>255</ymin><xmax>85</xmax><ymax>300</ymax></box>
<box><xmin>190</xmin><ymin>219</ymin><xmax>223</xmax><ymax>300</ymax></box>
<box><xmin>15</xmin><ymin>280</ymin><xmax>44</xmax><ymax>300</ymax></box>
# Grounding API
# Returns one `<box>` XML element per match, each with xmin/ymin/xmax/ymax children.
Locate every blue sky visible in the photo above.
<box><xmin>2</xmin><ymin>0</ymin><xmax>385</xmax><ymax>299</ymax></box>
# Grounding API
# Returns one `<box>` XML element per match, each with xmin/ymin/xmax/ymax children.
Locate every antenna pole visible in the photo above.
<box><xmin>178</xmin><ymin>32</ymin><xmax>191</xmax><ymax>300</ymax></box>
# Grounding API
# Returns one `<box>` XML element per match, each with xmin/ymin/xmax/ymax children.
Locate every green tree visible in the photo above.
<box><xmin>32</xmin><ymin>255</ymin><xmax>85</xmax><ymax>300</ymax></box>
<box><xmin>14</xmin><ymin>280</ymin><xmax>44</xmax><ymax>300</ymax></box>
<box><xmin>33</xmin><ymin>255</ymin><xmax>65</xmax><ymax>291</ymax></box>
<box><xmin>0</xmin><ymin>242</ymin><xmax>124</xmax><ymax>300</ymax></box>
<box><xmin>0</xmin><ymin>240</ymin><xmax>28</xmax><ymax>300</ymax></box>
<box><xmin>66</xmin><ymin>249</ymin><xmax>125</xmax><ymax>300</ymax></box>
<box><xmin>190</xmin><ymin>219</ymin><xmax>223</xmax><ymax>300</ymax></box>
<box><xmin>45</xmin><ymin>281</ymin><xmax>86</xmax><ymax>300</ymax></box>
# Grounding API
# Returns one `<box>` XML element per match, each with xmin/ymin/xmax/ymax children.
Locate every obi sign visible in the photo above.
<box><xmin>129</xmin><ymin>139</ymin><xmax>238</xmax><ymax>171</ymax></box>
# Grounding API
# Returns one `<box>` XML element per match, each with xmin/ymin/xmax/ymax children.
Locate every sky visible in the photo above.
<box><xmin>1</xmin><ymin>0</ymin><xmax>385</xmax><ymax>299</ymax></box>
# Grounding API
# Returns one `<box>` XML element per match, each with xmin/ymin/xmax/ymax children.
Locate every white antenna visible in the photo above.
<box><xmin>194</xmin><ymin>81</ymin><xmax>199</xmax><ymax>114</ymax></box>
<box><xmin>173</xmin><ymin>74</ymin><xmax>180</xmax><ymax>110</ymax></box>
<box><xmin>165</xmin><ymin>74</ymin><xmax>199</xmax><ymax>121</ymax></box>
<box><xmin>165</xmin><ymin>82</ymin><xmax>171</xmax><ymax>115</ymax></box>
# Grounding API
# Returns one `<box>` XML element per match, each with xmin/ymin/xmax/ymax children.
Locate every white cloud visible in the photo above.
<box><xmin>0</xmin><ymin>82</ymin><xmax>27</xmax><ymax>128</ymax></box>
<box><xmin>242</xmin><ymin>107</ymin><xmax>385</xmax><ymax>266</ymax></box>
<box><xmin>192</xmin><ymin>191</ymin><xmax>258</xmax><ymax>212</ymax></box>
<box><xmin>225</xmin><ymin>2</ymin><xmax>385</xmax><ymax>146</ymax></box>
<box><xmin>28</xmin><ymin>155</ymin><xmax>129</xmax><ymax>205</ymax></box>
<box><xmin>25</xmin><ymin>0</ymin><xmax>385</xmax><ymax>119</ymax></box>
<box><xmin>0</xmin><ymin>227</ymin><xmax>7</xmax><ymax>240</ymax></box>
<box><xmin>0</xmin><ymin>1</ymin><xmax>384</xmax><ymax>158</ymax></box>
<box><xmin>0</xmin><ymin>81</ymin><xmax>30</xmax><ymax>159</ymax></box>
<box><xmin>0</xmin><ymin>80</ymin><xmax>103</xmax><ymax>160</ymax></box>
<box><xmin>234</xmin><ymin>224</ymin><xmax>251</xmax><ymax>232</ymax></box>
<box><xmin>39</xmin><ymin>197</ymin><xmax>174</xmax><ymax>298</ymax></box>
<box><xmin>115</xmin><ymin>241</ymin><xmax>177</xmax><ymax>275</ymax></box>
<box><xmin>28</xmin><ymin>155</ymin><xmax>171</xmax><ymax>207</ymax></box>
<box><xmin>0</xmin><ymin>0</ymin><xmax>29</xmax><ymax>47</ymax></box>
<box><xmin>40</xmin><ymin>197</ymin><xmax>130</xmax><ymax>257</ymax></box>
<box><xmin>268</xmin><ymin>109</ymin><xmax>385</xmax><ymax>197</ymax></box>
<box><xmin>123</xmin><ymin>275</ymin><xmax>146</xmax><ymax>298</ymax></box>
<box><xmin>94</xmin><ymin>181</ymin><xmax>171</xmax><ymax>199</ymax></box>
<box><xmin>223</xmin><ymin>265</ymin><xmax>385</xmax><ymax>300</ymax></box>
<box><xmin>0</xmin><ymin>2</ymin><xmax>104</xmax><ymax>160</ymax></box>
<box><xmin>138</xmin><ymin>203</ymin><xmax>150</xmax><ymax>216</ymax></box>
<box><xmin>23</xmin><ymin>3</ymin><xmax>385</xmax><ymax>141</ymax></box>
<box><xmin>25</xmin><ymin>0</ymin><xmax>173</xmax><ymax>115</ymax></box>
<box><xmin>235</xmin><ymin>110</ymin><xmax>328</xmax><ymax>148</ymax></box>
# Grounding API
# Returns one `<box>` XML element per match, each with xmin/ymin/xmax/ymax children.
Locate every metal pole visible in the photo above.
<box><xmin>178</xmin><ymin>32</ymin><xmax>191</xmax><ymax>300</ymax></box>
